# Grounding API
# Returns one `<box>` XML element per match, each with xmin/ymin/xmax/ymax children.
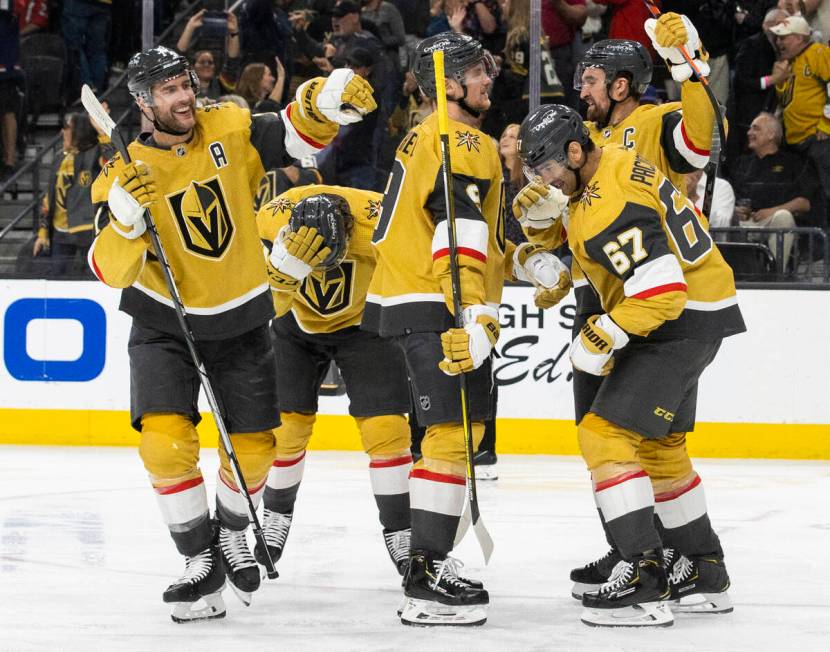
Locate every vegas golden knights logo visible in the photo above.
<box><xmin>168</xmin><ymin>177</ymin><xmax>234</xmax><ymax>259</ymax></box>
<box><xmin>255</xmin><ymin>170</ymin><xmax>278</xmax><ymax>211</ymax></box>
<box><xmin>299</xmin><ymin>260</ymin><xmax>355</xmax><ymax>315</ymax></box>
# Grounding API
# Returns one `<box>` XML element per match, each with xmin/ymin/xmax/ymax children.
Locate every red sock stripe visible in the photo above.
<box><xmin>286</xmin><ymin>103</ymin><xmax>326</xmax><ymax>150</ymax></box>
<box><xmin>155</xmin><ymin>476</ymin><xmax>204</xmax><ymax>495</ymax></box>
<box><xmin>632</xmin><ymin>282</ymin><xmax>688</xmax><ymax>299</ymax></box>
<box><xmin>594</xmin><ymin>469</ymin><xmax>648</xmax><ymax>492</ymax></box>
<box><xmin>432</xmin><ymin>247</ymin><xmax>487</xmax><ymax>263</ymax></box>
<box><xmin>273</xmin><ymin>450</ymin><xmax>306</xmax><ymax>467</ymax></box>
<box><xmin>410</xmin><ymin>468</ymin><xmax>466</xmax><ymax>486</ymax></box>
<box><xmin>680</xmin><ymin>121</ymin><xmax>711</xmax><ymax>157</ymax></box>
<box><xmin>90</xmin><ymin>252</ymin><xmax>105</xmax><ymax>283</ymax></box>
<box><xmin>219</xmin><ymin>473</ymin><xmax>267</xmax><ymax>495</ymax></box>
<box><xmin>654</xmin><ymin>475</ymin><xmax>702</xmax><ymax>503</ymax></box>
<box><xmin>370</xmin><ymin>455</ymin><xmax>413</xmax><ymax>468</ymax></box>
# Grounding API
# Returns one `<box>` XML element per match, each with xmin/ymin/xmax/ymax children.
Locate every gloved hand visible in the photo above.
<box><xmin>439</xmin><ymin>305</ymin><xmax>500</xmax><ymax>376</ymax></box>
<box><xmin>569</xmin><ymin>313</ymin><xmax>629</xmax><ymax>376</ymax></box>
<box><xmin>645</xmin><ymin>13</ymin><xmax>710</xmax><ymax>83</ymax></box>
<box><xmin>512</xmin><ymin>243</ymin><xmax>573</xmax><ymax>308</ymax></box>
<box><xmin>269</xmin><ymin>225</ymin><xmax>332</xmax><ymax>284</ymax></box>
<box><xmin>107</xmin><ymin>160</ymin><xmax>157</xmax><ymax>239</ymax></box>
<box><xmin>314</xmin><ymin>68</ymin><xmax>377</xmax><ymax>125</ymax></box>
<box><xmin>512</xmin><ymin>181</ymin><xmax>568</xmax><ymax>229</ymax></box>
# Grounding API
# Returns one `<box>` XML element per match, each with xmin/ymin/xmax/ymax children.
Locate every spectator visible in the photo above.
<box><xmin>14</xmin><ymin>0</ymin><xmax>48</xmax><ymax>35</ymax></box>
<box><xmin>770</xmin><ymin>14</ymin><xmax>830</xmax><ymax>218</ymax></box>
<box><xmin>239</xmin><ymin>0</ymin><xmax>293</xmax><ymax>96</ymax></box>
<box><xmin>0</xmin><ymin>6</ymin><xmax>22</xmax><ymax>180</ymax></box>
<box><xmin>684</xmin><ymin>169</ymin><xmax>736</xmax><ymax>229</ymax></box>
<box><xmin>62</xmin><ymin>0</ymin><xmax>112</xmax><ymax>94</ymax></box>
<box><xmin>727</xmin><ymin>6</ymin><xmax>788</xmax><ymax>175</ymax></box>
<box><xmin>594</xmin><ymin>0</ymin><xmax>655</xmax><ymax>58</ymax></box>
<box><xmin>541</xmin><ymin>0</ymin><xmax>587</xmax><ymax>108</ymax></box>
<box><xmin>427</xmin><ymin>0</ymin><xmax>501</xmax><ymax>42</ymax></box>
<box><xmin>731</xmin><ymin>112</ymin><xmax>821</xmax><ymax>267</ymax></box>
<box><xmin>218</xmin><ymin>94</ymin><xmax>250</xmax><ymax>109</ymax></box>
<box><xmin>34</xmin><ymin>112</ymin><xmax>112</xmax><ymax>277</ymax></box>
<box><xmin>190</xmin><ymin>49</ymin><xmax>241</xmax><ymax>101</ymax></box>
<box><xmin>497</xmin><ymin>122</ymin><xmax>527</xmax><ymax>244</ymax></box>
<box><xmin>391</xmin><ymin>0</ymin><xmax>432</xmax><ymax>36</ymax></box>
<box><xmin>177</xmin><ymin>10</ymin><xmax>243</xmax><ymax>98</ymax></box>
<box><xmin>362</xmin><ymin>0</ymin><xmax>407</xmax><ymax>65</ymax></box>
<box><xmin>236</xmin><ymin>57</ymin><xmax>287</xmax><ymax>113</ymax></box>
<box><xmin>779</xmin><ymin>0</ymin><xmax>830</xmax><ymax>43</ymax></box>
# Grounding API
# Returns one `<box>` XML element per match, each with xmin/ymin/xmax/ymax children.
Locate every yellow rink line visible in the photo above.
<box><xmin>1</xmin><ymin>408</ymin><xmax>829</xmax><ymax>460</ymax></box>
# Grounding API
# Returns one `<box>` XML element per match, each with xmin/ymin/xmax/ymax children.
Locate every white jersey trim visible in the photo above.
<box><xmin>684</xmin><ymin>295</ymin><xmax>738</xmax><ymax>311</ymax></box>
<box><xmin>624</xmin><ymin>253</ymin><xmax>686</xmax><ymax>298</ymax></box>
<box><xmin>132</xmin><ymin>281</ymin><xmax>270</xmax><ymax>315</ymax></box>
<box><xmin>672</xmin><ymin>120</ymin><xmax>710</xmax><ymax>169</ymax></box>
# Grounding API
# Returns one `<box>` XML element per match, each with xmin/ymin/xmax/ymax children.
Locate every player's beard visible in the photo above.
<box><xmin>584</xmin><ymin>100</ymin><xmax>608</xmax><ymax>124</ymax></box>
<box><xmin>156</xmin><ymin>99</ymin><xmax>196</xmax><ymax>136</ymax></box>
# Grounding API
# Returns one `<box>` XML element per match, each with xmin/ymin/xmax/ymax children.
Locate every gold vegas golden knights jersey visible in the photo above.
<box><xmin>256</xmin><ymin>184</ymin><xmax>382</xmax><ymax>334</ymax></box>
<box><xmin>776</xmin><ymin>42</ymin><xmax>830</xmax><ymax>144</ymax></box>
<box><xmin>568</xmin><ymin>145</ymin><xmax>745</xmax><ymax>341</ymax></box>
<box><xmin>90</xmin><ymin>102</ymin><xmax>332</xmax><ymax>340</ymax></box>
<box><xmin>362</xmin><ymin>112</ymin><xmax>514</xmax><ymax>336</ymax></box>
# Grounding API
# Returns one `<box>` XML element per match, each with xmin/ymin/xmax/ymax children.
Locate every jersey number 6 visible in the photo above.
<box><xmin>659</xmin><ymin>178</ymin><xmax>713</xmax><ymax>265</ymax></box>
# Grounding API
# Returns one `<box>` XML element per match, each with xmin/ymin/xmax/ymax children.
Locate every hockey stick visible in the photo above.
<box><xmin>81</xmin><ymin>85</ymin><xmax>279</xmax><ymax>581</ymax></box>
<box><xmin>641</xmin><ymin>0</ymin><xmax>726</xmax><ymax>217</ymax></box>
<box><xmin>432</xmin><ymin>52</ymin><xmax>494</xmax><ymax>564</ymax></box>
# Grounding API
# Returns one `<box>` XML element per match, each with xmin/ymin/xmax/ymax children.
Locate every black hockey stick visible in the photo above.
<box><xmin>432</xmin><ymin>53</ymin><xmax>494</xmax><ymax>563</ymax></box>
<box><xmin>81</xmin><ymin>85</ymin><xmax>279</xmax><ymax>581</ymax></box>
<box><xmin>642</xmin><ymin>0</ymin><xmax>726</xmax><ymax>217</ymax></box>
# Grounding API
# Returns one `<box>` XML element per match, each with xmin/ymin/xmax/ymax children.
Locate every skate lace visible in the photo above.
<box><xmin>384</xmin><ymin>528</ymin><xmax>411</xmax><ymax>565</ymax></box>
<box><xmin>599</xmin><ymin>559</ymin><xmax>634</xmax><ymax>594</ymax></box>
<box><xmin>668</xmin><ymin>554</ymin><xmax>694</xmax><ymax>585</ymax></box>
<box><xmin>433</xmin><ymin>556</ymin><xmax>471</xmax><ymax>589</ymax></box>
<box><xmin>177</xmin><ymin>549</ymin><xmax>213</xmax><ymax>585</ymax></box>
<box><xmin>588</xmin><ymin>548</ymin><xmax>617</xmax><ymax>569</ymax></box>
<box><xmin>262</xmin><ymin>509</ymin><xmax>292</xmax><ymax>549</ymax></box>
<box><xmin>219</xmin><ymin>527</ymin><xmax>257</xmax><ymax>570</ymax></box>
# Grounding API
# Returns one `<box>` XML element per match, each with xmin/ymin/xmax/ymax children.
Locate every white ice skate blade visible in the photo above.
<box><xmin>400</xmin><ymin>597</ymin><xmax>487</xmax><ymax>627</ymax></box>
<box><xmin>170</xmin><ymin>591</ymin><xmax>226</xmax><ymax>623</ymax></box>
<box><xmin>580</xmin><ymin>601</ymin><xmax>674</xmax><ymax>628</ymax></box>
<box><xmin>668</xmin><ymin>591</ymin><xmax>733</xmax><ymax>614</ymax></box>
<box><xmin>474</xmin><ymin>465</ymin><xmax>498</xmax><ymax>481</ymax></box>
<box><xmin>571</xmin><ymin>581</ymin><xmax>601</xmax><ymax>600</ymax></box>
<box><xmin>228</xmin><ymin>583</ymin><xmax>253</xmax><ymax>607</ymax></box>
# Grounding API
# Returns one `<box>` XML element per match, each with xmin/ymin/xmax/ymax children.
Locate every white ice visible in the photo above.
<box><xmin>1</xmin><ymin>446</ymin><xmax>828</xmax><ymax>652</ymax></box>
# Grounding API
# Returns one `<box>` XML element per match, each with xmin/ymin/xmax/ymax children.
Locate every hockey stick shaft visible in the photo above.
<box><xmin>433</xmin><ymin>53</ymin><xmax>493</xmax><ymax>563</ymax></box>
<box><xmin>641</xmin><ymin>0</ymin><xmax>725</xmax><ymax>217</ymax></box>
<box><xmin>81</xmin><ymin>86</ymin><xmax>278</xmax><ymax>579</ymax></box>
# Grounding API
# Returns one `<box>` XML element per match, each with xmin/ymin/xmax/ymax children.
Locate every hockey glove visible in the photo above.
<box><xmin>314</xmin><ymin>69</ymin><xmax>377</xmax><ymax>125</ymax></box>
<box><xmin>569</xmin><ymin>314</ymin><xmax>629</xmax><ymax>376</ymax></box>
<box><xmin>512</xmin><ymin>181</ymin><xmax>568</xmax><ymax>229</ymax></box>
<box><xmin>439</xmin><ymin>305</ymin><xmax>500</xmax><ymax>376</ymax></box>
<box><xmin>269</xmin><ymin>225</ymin><xmax>332</xmax><ymax>283</ymax></box>
<box><xmin>107</xmin><ymin>161</ymin><xmax>157</xmax><ymax>240</ymax></box>
<box><xmin>645</xmin><ymin>14</ymin><xmax>710</xmax><ymax>83</ymax></box>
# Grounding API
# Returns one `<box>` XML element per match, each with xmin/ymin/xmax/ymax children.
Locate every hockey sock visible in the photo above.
<box><xmin>654</xmin><ymin>473</ymin><xmax>724</xmax><ymax>557</ymax></box>
<box><xmin>263</xmin><ymin>451</ymin><xmax>306</xmax><ymax>514</ymax></box>
<box><xmin>594</xmin><ymin>469</ymin><xmax>663</xmax><ymax>559</ymax></box>
<box><xmin>153</xmin><ymin>474</ymin><xmax>212</xmax><ymax>556</ymax></box>
<box><xmin>216</xmin><ymin>469</ymin><xmax>267</xmax><ymax>531</ymax></box>
<box><xmin>409</xmin><ymin>465</ymin><xmax>466</xmax><ymax>554</ymax></box>
<box><xmin>369</xmin><ymin>453</ymin><xmax>412</xmax><ymax>531</ymax></box>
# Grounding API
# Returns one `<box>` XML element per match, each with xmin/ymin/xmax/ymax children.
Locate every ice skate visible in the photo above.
<box><xmin>383</xmin><ymin>527</ymin><xmax>411</xmax><ymax>576</ymax></box>
<box><xmin>163</xmin><ymin>545</ymin><xmax>226</xmax><ymax>623</ymax></box>
<box><xmin>253</xmin><ymin>509</ymin><xmax>293</xmax><ymax>572</ymax></box>
<box><xmin>473</xmin><ymin>450</ymin><xmax>498</xmax><ymax>481</ymax></box>
<box><xmin>219</xmin><ymin>525</ymin><xmax>260</xmax><ymax>606</ymax></box>
<box><xmin>665</xmin><ymin>550</ymin><xmax>733</xmax><ymax>614</ymax></box>
<box><xmin>400</xmin><ymin>550</ymin><xmax>489</xmax><ymax>627</ymax></box>
<box><xmin>580</xmin><ymin>552</ymin><xmax>674</xmax><ymax>628</ymax></box>
<box><xmin>570</xmin><ymin>547</ymin><xmax>622</xmax><ymax>599</ymax></box>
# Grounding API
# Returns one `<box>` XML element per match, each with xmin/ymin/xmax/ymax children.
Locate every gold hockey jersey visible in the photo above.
<box><xmin>567</xmin><ymin>145</ymin><xmax>745</xmax><ymax>340</ymax></box>
<box><xmin>256</xmin><ymin>184</ymin><xmax>382</xmax><ymax>333</ymax></box>
<box><xmin>363</xmin><ymin>112</ymin><xmax>513</xmax><ymax>336</ymax></box>
<box><xmin>776</xmin><ymin>42</ymin><xmax>830</xmax><ymax>144</ymax></box>
<box><xmin>89</xmin><ymin>102</ymin><xmax>319</xmax><ymax>340</ymax></box>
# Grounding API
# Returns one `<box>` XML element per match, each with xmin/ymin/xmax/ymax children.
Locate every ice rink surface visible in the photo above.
<box><xmin>1</xmin><ymin>445</ymin><xmax>828</xmax><ymax>652</ymax></box>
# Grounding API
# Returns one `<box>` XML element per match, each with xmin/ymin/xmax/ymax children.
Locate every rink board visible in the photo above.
<box><xmin>1</xmin><ymin>280</ymin><xmax>829</xmax><ymax>458</ymax></box>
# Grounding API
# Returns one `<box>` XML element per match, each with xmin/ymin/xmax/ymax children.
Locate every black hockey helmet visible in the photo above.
<box><xmin>574</xmin><ymin>39</ymin><xmax>653</xmax><ymax>95</ymax></box>
<box><xmin>289</xmin><ymin>193</ymin><xmax>354</xmax><ymax>270</ymax></box>
<box><xmin>127</xmin><ymin>46</ymin><xmax>198</xmax><ymax>106</ymax></box>
<box><xmin>411</xmin><ymin>31</ymin><xmax>497</xmax><ymax>100</ymax></box>
<box><xmin>518</xmin><ymin>104</ymin><xmax>591</xmax><ymax>177</ymax></box>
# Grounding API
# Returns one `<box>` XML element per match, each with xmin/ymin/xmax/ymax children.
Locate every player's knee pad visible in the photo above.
<box><xmin>355</xmin><ymin>414</ymin><xmax>410</xmax><ymax>458</ymax></box>
<box><xmin>275</xmin><ymin>411</ymin><xmax>316</xmax><ymax>459</ymax></box>
<box><xmin>418</xmin><ymin>421</ymin><xmax>484</xmax><ymax>476</ymax></box>
<box><xmin>218</xmin><ymin>430</ymin><xmax>277</xmax><ymax>487</ymax></box>
<box><xmin>139</xmin><ymin>412</ymin><xmax>200</xmax><ymax>483</ymax></box>
<box><xmin>577</xmin><ymin>412</ymin><xmax>643</xmax><ymax>482</ymax></box>
<box><xmin>638</xmin><ymin>432</ymin><xmax>695</xmax><ymax>493</ymax></box>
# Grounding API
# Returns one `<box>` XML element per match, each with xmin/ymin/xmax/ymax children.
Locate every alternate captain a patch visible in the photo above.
<box><xmin>167</xmin><ymin>177</ymin><xmax>235</xmax><ymax>259</ymax></box>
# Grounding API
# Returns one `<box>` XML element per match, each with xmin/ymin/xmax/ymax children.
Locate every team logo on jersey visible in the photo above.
<box><xmin>579</xmin><ymin>181</ymin><xmax>601</xmax><ymax>206</ymax></box>
<box><xmin>101</xmin><ymin>154</ymin><xmax>120</xmax><ymax>178</ymax></box>
<box><xmin>175</xmin><ymin>145</ymin><xmax>186</xmax><ymax>157</ymax></box>
<box><xmin>455</xmin><ymin>130</ymin><xmax>480</xmax><ymax>152</ymax></box>
<box><xmin>298</xmin><ymin>259</ymin><xmax>355</xmax><ymax>315</ymax></box>
<box><xmin>168</xmin><ymin>176</ymin><xmax>234</xmax><ymax>259</ymax></box>
<box><xmin>78</xmin><ymin>170</ymin><xmax>93</xmax><ymax>187</ymax></box>
<box><xmin>255</xmin><ymin>170</ymin><xmax>279</xmax><ymax>211</ymax></box>
<box><xmin>366</xmin><ymin>199</ymin><xmax>381</xmax><ymax>221</ymax></box>
<box><xmin>268</xmin><ymin>196</ymin><xmax>295</xmax><ymax>216</ymax></box>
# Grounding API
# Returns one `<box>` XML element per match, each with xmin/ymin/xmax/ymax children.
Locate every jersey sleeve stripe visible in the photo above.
<box><xmin>432</xmin><ymin>246</ymin><xmax>487</xmax><ymax>263</ymax></box>
<box><xmin>431</xmin><ymin>218</ymin><xmax>488</xmax><ymax>259</ymax></box>
<box><xmin>87</xmin><ymin>240</ymin><xmax>105</xmax><ymax>283</ymax></box>
<box><xmin>623</xmin><ymin>253</ymin><xmax>686</xmax><ymax>299</ymax></box>
<box><xmin>672</xmin><ymin>120</ymin><xmax>710</xmax><ymax>169</ymax></box>
<box><xmin>680</xmin><ymin>121</ymin><xmax>710</xmax><ymax>156</ymax></box>
<box><xmin>281</xmin><ymin>104</ymin><xmax>326</xmax><ymax>159</ymax></box>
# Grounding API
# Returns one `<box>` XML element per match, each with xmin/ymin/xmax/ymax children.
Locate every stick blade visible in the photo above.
<box><xmin>81</xmin><ymin>85</ymin><xmax>116</xmax><ymax>138</ymax></box>
<box><xmin>472</xmin><ymin>515</ymin><xmax>494</xmax><ymax>565</ymax></box>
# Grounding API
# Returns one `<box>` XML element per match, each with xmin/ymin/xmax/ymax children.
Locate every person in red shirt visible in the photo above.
<box><xmin>541</xmin><ymin>0</ymin><xmax>587</xmax><ymax>107</ymax></box>
<box><xmin>594</xmin><ymin>0</ymin><xmax>655</xmax><ymax>58</ymax></box>
<box><xmin>14</xmin><ymin>0</ymin><xmax>48</xmax><ymax>35</ymax></box>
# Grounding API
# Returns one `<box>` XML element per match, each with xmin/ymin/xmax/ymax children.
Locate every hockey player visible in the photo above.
<box><xmin>518</xmin><ymin>104</ymin><xmax>745</xmax><ymax>627</ymax></box>
<box><xmin>512</xmin><ymin>15</ymin><xmax>725</xmax><ymax>601</ymax></box>
<box><xmin>254</xmin><ymin>185</ymin><xmax>413</xmax><ymax>577</ymax></box>
<box><xmin>87</xmin><ymin>46</ymin><xmax>376</xmax><ymax>622</ymax></box>
<box><xmin>362</xmin><ymin>32</ymin><xmax>570</xmax><ymax>627</ymax></box>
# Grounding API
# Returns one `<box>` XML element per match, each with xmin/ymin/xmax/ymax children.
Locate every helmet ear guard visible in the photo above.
<box><xmin>288</xmin><ymin>194</ymin><xmax>353</xmax><ymax>271</ymax></box>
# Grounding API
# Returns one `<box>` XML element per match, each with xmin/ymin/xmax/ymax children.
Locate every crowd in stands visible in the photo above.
<box><xmin>1</xmin><ymin>0</ymin><xmax>829</xmax><ymax>276</ymax></box>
